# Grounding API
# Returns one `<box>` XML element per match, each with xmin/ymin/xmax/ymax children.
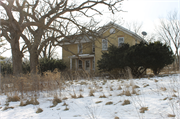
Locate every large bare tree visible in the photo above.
<box><xmin>0</xmin><ymin>0</ymin><xmax>39</xmax><ymax>75</ymax></box>
<box><xmin>0</xmin><ymin>0</ymin><xmax>123</xmax><ymax>75</ymax></box>
<box><xmin>157</xmin><ymin>11</ymin><xmax>180</xmax><ymax>67</ymax></box>
<box><xmin>16</xmin><ymin>0</ymin><xmax>123</xmax><ymax>73</ymax></box>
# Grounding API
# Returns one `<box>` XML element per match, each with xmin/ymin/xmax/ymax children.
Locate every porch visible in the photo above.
<box><xmin>69</xmin><ymin>54</ymin><xmax>95</xmax><ymax>71</ymax></box>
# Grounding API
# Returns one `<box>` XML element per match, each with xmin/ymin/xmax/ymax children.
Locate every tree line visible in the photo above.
<box><xmin>0</xmin><ymin>58</ymin><xmax>67</xmax><ymax>76</ymax></box>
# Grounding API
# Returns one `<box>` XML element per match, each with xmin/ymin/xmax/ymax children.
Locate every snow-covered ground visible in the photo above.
<box><xmin>0</xmin><ymin>74</ymin><xmax>180</xmax><ymax>119</ymax></box>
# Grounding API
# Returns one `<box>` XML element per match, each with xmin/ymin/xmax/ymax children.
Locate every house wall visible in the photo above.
<box><xmin>62</xmin><ymin>42</ymin><xmax>93</xmax><ymax>68</ymax></box>
<box><xmin>62</xmin><ymin>26</ymin><xmax>141</xmax><ymax>72</ymax></box>
<box><xmin>94</xmin><ymin>27</ymin><xmax>140</xmax><ymax>72</ymax></box>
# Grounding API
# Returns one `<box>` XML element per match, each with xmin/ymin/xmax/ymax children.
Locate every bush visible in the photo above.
<box><xmin>38</xmin><ymin>58</ymin><xmax>67</xmax><ymax>73</ymax></box>
<box><xmin>0</xmin><ymin>58</ymin><xmax>67</xmax><ymax>75</ymax></box>
<box><xmin>97</xmin><ymin>44</ymin><xmax>129</xmax><ymax>72</ymax></box>
<box><xmin>97</xmin><ymin>41</ymin><xmax>174</xmax><ymax>77</ymax></box>
<box><xmin>0</xmin><ymin>61</ymin><xmax>13</xmax><ymax>76</ymax></box>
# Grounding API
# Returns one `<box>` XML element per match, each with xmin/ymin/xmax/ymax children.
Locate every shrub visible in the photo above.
<box><xmin>0</xmin><ymin>61</ymin><xmax>13</xmax><ymax>76</ymax></box>
<box><xmin>38</xmin><ymin>58</ymin><xmax>67</xmax><ymax>73</ymax></box>
<box><xmin>122</xmin><ymin>99</ymin><xmax>130</xmax><ymax>105</ymax></box>
<box><xmin>97</xmin><ymin>41</ymin><xmax>174</xmax><ymax>77</ymax></box>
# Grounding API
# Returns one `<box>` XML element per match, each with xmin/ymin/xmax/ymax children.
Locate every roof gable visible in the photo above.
<box><xmin>98</xmin><ymin>22</ymin><xmax>147</xmax><ymax>43</ymax></box>
<box><xmin>60</xmin><ymin>22</ymin><xmax>147</xmax><ymax>45</ymax></box>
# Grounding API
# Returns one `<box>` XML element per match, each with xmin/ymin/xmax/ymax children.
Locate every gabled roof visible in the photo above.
<box><xmin>98</xmin><ymin>22</ymin><xmax>147</xmax><ymax>43</ymax></box>
<box><xmin>60</xmin><ymin>22</ymin><xmax>147</xmax><ymax>45</ymax></box>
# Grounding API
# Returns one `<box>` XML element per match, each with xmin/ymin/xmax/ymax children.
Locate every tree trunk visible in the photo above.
<box><xmin>11</xmin><ymin>39</ymin><xmax>23</xmax><ymax>76</ymax></box>
<box><xmin>30</xmin><ymin>48</ymin><xmax>39</xmax><ymax>74</ymax></box>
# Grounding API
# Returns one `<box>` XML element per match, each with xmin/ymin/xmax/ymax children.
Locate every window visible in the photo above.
<box><xmin>135</xmin><ymin>40</ymin><xmax>137</xmax><ymax>44</ymax></box>
<box><xmin>92</xmin><ymin>43</ymin><xmax>95</xmax><ymax>53</ymax></box>
<box><xmin>93</xmin><ymin>59</ymin><xmax>95</xmax><ymax>70</ymax></box>
<box><xmin>118</xmin><ymin>37</ymin><xmax>124</xmax><ymax>47</ymax></box>
<box><xmin>78</xmin><ymin>44</ymin><xmax>83</xmax><ymax>54</ymax></box>
<box><xmin>102</xmin><ymin>39</ymin><xmax>108</xmax><ymax>50</ymax></box>
<box><xmin>78</xmin><ymin>60</ymin><xmax>82</xmax><ymax>69</ymax></box>
<box><xmin>85</xmin><ymin>60</ymin><xmax>90</xmax><ymax>70</ymax></box>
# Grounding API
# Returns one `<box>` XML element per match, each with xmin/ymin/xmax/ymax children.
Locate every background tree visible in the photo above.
<box><xmin>125</xmin><ymin>21</ymin><xmax>143</xmax><ymax>35</ymax></box>
<box><xmin>0</xmin><ymin>38</ymin><xmax>9</xmax><ymax>56</ymax></box>
<box><xmin>157</xmin><ymin>10</ymin><xmax>180</xmax><ymax>69</ymax></box>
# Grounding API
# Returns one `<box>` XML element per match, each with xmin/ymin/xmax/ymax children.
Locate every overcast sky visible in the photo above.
<box><xmin>99</xmin><ymin>0</ymin><xmax>180</xmax><ymax>34</ymax></box>
<box><xmin>1</xmin><ymin>0</ymin><xmax>180</xmax><ymax>58</ymax></box>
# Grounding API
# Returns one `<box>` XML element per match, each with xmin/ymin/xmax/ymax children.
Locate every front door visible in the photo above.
<box><xmin>85</xmin><ymin>60</ymin><xmax>90</xmax><ymax>71</ymax></box>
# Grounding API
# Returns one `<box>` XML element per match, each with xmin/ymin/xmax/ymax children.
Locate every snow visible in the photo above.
<box><xmin>0</xmin><ymin>74</ymin><xmax>180</xmax><ymax>119</ymax></box>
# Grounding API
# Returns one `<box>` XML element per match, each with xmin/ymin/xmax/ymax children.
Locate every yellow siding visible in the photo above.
<box><xmin>62</xmin><ymin>42</ymin><xmax>93</xmax><ymax>68</ymax></box>
<box><xmin>94</xmin><ymin>27</ymin><xmax>139</xmax><ymax>71</ymax></box>
<box><xmin>62</xmin><ymin>26</ymin><xmax>141</xmax><ymax>72</ymax></box>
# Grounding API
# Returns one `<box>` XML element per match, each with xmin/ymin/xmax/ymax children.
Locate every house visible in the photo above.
<box><xmin>60</xmin><ymin>22</ymin><xmax>147</xmax><ymax>72</ymax></box>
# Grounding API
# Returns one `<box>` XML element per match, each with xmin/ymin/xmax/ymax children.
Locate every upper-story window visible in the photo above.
<box><xmin>118</xmin><ymin>37</ymin><xmax>124</xmax><ymax>47</ymax></box>
<box><xmin>92</xmin><ymin>43</ymin><xmax>95</xmax><ymax>53</ymax></box>
<box><xmin>102</xmin><ymin>39</ymin><xmax>108</xmax><ymax>50</ymax></box>
<box><xmin>78</xmin><ymin>43</ymin><xmax>83</xmax><ymax>54</ymax></box>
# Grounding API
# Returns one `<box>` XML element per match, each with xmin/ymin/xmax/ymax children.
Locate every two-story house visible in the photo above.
<box><xmin>60</xmin><ymin>22</ymin><xmax>146</xmax><ymax>72</ymax></box>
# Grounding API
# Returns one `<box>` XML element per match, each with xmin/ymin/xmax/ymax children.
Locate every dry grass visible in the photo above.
<box><xmin>64</xmin><ymin>106</ymin><xmax>69</xmax><ymax>111</ymax></box>
<box><xmin>36</xmin><ymin>108</ymin><xmax>43</xmax><ymax>113</ymax></box>
<box><xmin>89</xmin><ymin>89</ymin><xmax>95</xmax><ymax>97</ymax></box>
<box><xmin>105</xmin><ymin>101</ymin><xmax>113</xmax><ymax>105</ymax></box>
<box><xmin>114</xmin><ymin>116</ymin><xmax>120</xmax><ymax>119</ymax></box>
<box><xmin>123</xmin><ymin>90</ymin><xmax>132</xmax><ymax>96</ymax></box>
<box><xmin>1</xmin><ymin>69</ymin><xmax>180</xmax><ymax>118</ymax></box>
<box><xmin>70</xmin><ymin>93</ymin><xmax>77</xmax><ymax>99</ymax></box>
<box><xmin>122</xmin><ymin>99</ymin><xmax>130</xmax><ymax>106</ymax></box>
<box><xmin>62</xmin><ymin>102</ymin><xmax>68</xmax><ymax>106</ymax></box>
<box><xmin>7</xmin><ymin>95</ymin><xmax>20</xmax><ymax>102</ymax></box>
<box><xmin>99</xmin><ymin>93</ymin><xmax>107</xmax><ymax>98</ymax></box>
<box><xmin>78</xmin><ymin>93</ymin><xmax>84</xmax><ymax>98</ymax></box>
<box><xmin>3</xmin><ymin>106</ymin><xmax>14</xmax><ymax>111</ymax></box>
<box><xmin>139</xmin><ymin>107</ymin><xmax>148</xmax><ymax>113</ymax></box>
<box><xmin>143</xmin><ymin>84</ymin><xmax>149</xmax><ymax>88</ymax></box>
<box><xmin>167</xmin><ymin>114</ymin><xmax>176</xmax><ymax>117</ymax></box>
<box><xmin>62</xmin><ymin>97</ymin><xmax>68</xmax><ymax>100</ymax></box>
<box><xmin>51</xmin><ymin>96</ymin><xmax>62</xmax><ymax>107</ymax></box>
<box><xmin>95</xmin><ymin>101</ymin><xmax>102</xmax><ymax>104</ymax></box>
<box><xmin>117</xmin><ymin>85</ymin><xmax>122</xmax><ymax>90</ymax></box>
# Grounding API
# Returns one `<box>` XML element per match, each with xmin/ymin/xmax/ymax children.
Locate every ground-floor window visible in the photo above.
<box><xmin>78</xmin><ymin>60</ymin><xmax>82</xmax><ymax>69</ymax></box>
<box><xmin>85</xmin><ymin>60</ymin><xmax>90</xmax><ymax>70</ymax></box>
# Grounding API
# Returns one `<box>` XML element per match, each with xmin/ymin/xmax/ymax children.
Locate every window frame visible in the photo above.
<box><xmin>102</xmin><ymin>39</ymin><xmax>108</xmax><ymax>50</ymax></box>
<box><xmin>85</xmin><ymin>60</ymin><xmax>90</xmax><ymax>70</ymax></box>
<box><xmin>78</xmin><ymin>60</ymin><xmax>83</xmax><ymax>69</ymax></box>
<box><xmin>118</xmin><ymin>37</ymin><xmax>124</xmax><ymax>47</ymax></box>
<box><xmin>78</xmin><ymin>43</ymin><xmax>83</xmax><ymax>54</ymax></box>
<box><xmin>92</xmin><ymin>43</ymin><xmax>95</xmax><ymax>53</ymax></box>
<box><xmin>92</xmin><ymin>58</ymin><xmax>95</xmax><ymax>70</ymax></box>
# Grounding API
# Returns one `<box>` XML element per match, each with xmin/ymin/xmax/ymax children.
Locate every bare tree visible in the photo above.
<box><xmin>157</xmin><ymin>11</ymin><xmax>180</xmax><ymax>68</ymax></box>
<box><xmin>0</xmin><ymin>0</ymin><xmax>123</xmax><ymax>74</ymax></box>
<box><xmin>0</xmin><ymin>38</ymin><xmax>9</xmax><ymax>56</ymax></box>
<box><xmin>125</xmin><ymin>21</ymin><xmax>143</xmax><ymax>36</ymax></box>
<box><xmin>17</xmin><ymin>0</ymin><xmax>123</xmax><ymax>73</ymax></box>
<box><xmin>0</xmin><ymin>0</ymin><xmax>39</xmax><ymax>76</ymax></box>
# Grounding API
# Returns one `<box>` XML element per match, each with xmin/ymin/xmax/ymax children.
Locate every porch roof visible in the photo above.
<box><xmin>69</xmin><ymin>54</ymin><xmax>95</xmax><ymax>59</ymax></box>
